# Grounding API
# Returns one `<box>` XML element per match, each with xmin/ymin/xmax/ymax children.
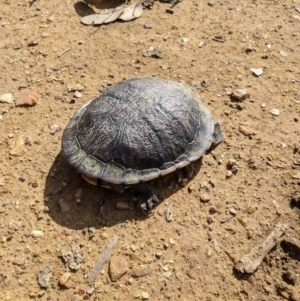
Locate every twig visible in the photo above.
<box><xmin>221</xmin><ymin>215</ymin><xmax>235</xmax><ymax>224</ymax></box>
<box><xmin>88</xmin><ymin>236</ymin><xmax>118</xmax><ymax>283</ymax></box>
<box><xmin>55</xmin><ymin>48</ymin><xmax>71</xmax><ymax>59</ymax></box>
<box><xmin>234</xmin><ymin>223</ymin><xmax>289</xmax><ymax>274</ymax></box>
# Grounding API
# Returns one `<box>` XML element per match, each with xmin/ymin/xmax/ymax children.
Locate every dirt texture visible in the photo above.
<box><xmin>1</xmin><ymin>0</ymin><xmax>300</xmax><ymax>300</ymax></box>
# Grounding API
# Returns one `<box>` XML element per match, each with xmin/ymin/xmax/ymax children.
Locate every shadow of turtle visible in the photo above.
<box><xmin>44</xmin><ymin>151</ymin><xmax>201</xmax><ymax>230</ymax></box>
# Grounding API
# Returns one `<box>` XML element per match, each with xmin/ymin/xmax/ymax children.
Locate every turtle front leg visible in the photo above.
<box><xmin>133</xmin><ymin>182</ymin><xmax>159</xmax><ymax>214</ymax></box>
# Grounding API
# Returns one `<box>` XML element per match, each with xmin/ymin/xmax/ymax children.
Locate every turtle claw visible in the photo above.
<box><xmin>133</xmin><ymin>183</ymin><xmax>159</xmax><ymax>214</ymax></box>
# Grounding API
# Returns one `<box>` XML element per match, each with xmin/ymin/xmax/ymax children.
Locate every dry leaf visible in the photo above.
<box><xmin>81</xmin><ymin>8</ymin><xmax>123</xmax><ymax>25</ymax></box>
<box><xmin>119</xmin><ymin>2</ymin><xmax>143</xmax><ymax>21</ymax></box>
<box><xmin>81</xmin><ymin>2</ymin><xmax>143</xmax><ymax>25</ymax></box>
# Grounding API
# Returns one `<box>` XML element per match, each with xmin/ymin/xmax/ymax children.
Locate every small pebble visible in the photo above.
<box><xmin>231</xmin><ymin>89</ymin><xmax>248</xmax><ymax>101</ymax></box>
<box><xmin>155</xmin><ymin>252</ymin><xmax>162</xmax><ymax>259</ymax></box>
<box><xmin>88</xmin><ymin>227</ymin><xmax>96</xmax><ymax>239</ymax></box>
<box><xmin>271</xmin><ymin>108</ymin><xmax>280</xmax><ymax>116</ymax></box>
<box><xmin>182</xmin><ymin>37</ymin><xmax>189</xmax><ymax>43</ymax></box>
<box><xmin>9</xmin><ymin>135</ymin><xmax>25</xmax><ymax>156</ymax></box>
<box><xmin>0</xmin><ymin>93</ymin><xmax>13</xmax><ymax>103</ymax></box>
<box><xmin>207</xmin><ymin>249</ymin><xmax>213</xmax><ymax>257</ymax></box>
<box><xmin>68</xmin><ymin>84</ymin><xmax>84</xmax><ymax>92</ymax></box>
<box><xmin>31</xmin><ymin>181</ymin><xmax>38</xmax><ymax>188</ymax></box>
<box><xmin>200</xmin><ymin>194</ymin><xmax>210</xmax><ymax>203</ymax></box>
<box><xmin>209</xmin><ymin>206</ymin><xmax>218</xmax><ymax>214</ymax></box>
<box><xmin>87</xmin><ymin>287</ymin><xmax>95</xmax><ymax>295</ymax></box>
<box><xmin>279</xmin><ymin>50</ymin><xmax>288</xmax><ymax>57</ymax></box>
<box><xmin>208</xmin><ymin>1</ymin><xmax>215</xmax><ymax>6</ymax></box>
<box><xmin>100</xmin><ymin>232</ymin><xmax>108</xmax><ymax>239</ymax></box>
<box><xmin>116</xmin><ymin>201</ymin><xmax>130</xmax><ymax>210</ymax></box>
<box><xmin>169</xmin><ymin>238</ymin><xmax>175</xmax><ymax>245</ymax></box>
<box><xmin>245</xmin><ymin>46</ymin><xmax>253</xmax><ymax>53</ymax></box>
<box><xmin>229</xmin><ymin>208</ymin><xmax>237</xmax><ymax>215</ymax></box>
<box><xmin>207</xmin><ymin>216</ymin><xmax>214</xmax><ymax>224</ymax></box>
<box><xmin>200</xmin><ymin>182</ymin><xmax>207</xmax><ymax>188</ymax></box>
<box><xmin>144</xmin><ymin>21</ymin><xmax>153</xmax><ymax>29</ymax></box>
<box><xmin>226</xmin><ymin>170</ymin><xmax>233</xmax><ymax>178</ymax></box>
<box><xmin>31</xmin><ymin>230</ymin><xmax>44</xmax><ymax>238</ymax></box>
<box><xmin>141</xmin><ymin>292</ymin><xmax>150</xmax><ymax>300</ymax></box>
<box><xmin>15</xmin><ymin>91</ymin><xmax>38</xmax><ymax>107</ymax></box>
<box><xmin>109</xmin><ymin>256</ymin><xmax>128</xmax><ymax>281</ymax></box>
<box><xmin>127</xmin><ymin>277</ymin><xmax>134</xmax><ymax>285</ymax></box>
<box><xmin>198</xmin><ymin>39</ymin><xmax>205</xmax><ymax>48</ymax></box>
<box><xmin>50</xmin><ymin>123</ymin><xmax>61</xmax><ymax>134</ymax></box>
<box><xmin>38</xmin><ymin>266</ymin><xmax>52</xmax><ymax>288</ymax></box>
<box><xmin>59</xmin><ymin>272</ymin><xmax>71</xmax><ymax>288</ymax></box>
<box><xmin>250</xmin><ymin>68</ymin><xmax>263</xmax><ymax>77</ymax></box>
<box><xmin>74</xmin><ymin>91</ymin><xmax>82</xmax><ymax>98</ymax></box>
<box><xmin>132</xmin><ymin>267</ymin><xmax>152</xmax><ymax>278</ymax></box>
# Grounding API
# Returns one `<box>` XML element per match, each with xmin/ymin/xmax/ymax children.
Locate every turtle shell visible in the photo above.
<box><xmin>62</xmin><ymin>77</ymin><xmax>221</xmax><ymax>185</ymax></box>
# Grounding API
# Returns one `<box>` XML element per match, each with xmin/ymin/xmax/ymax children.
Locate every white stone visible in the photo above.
<box><xmin>250</xmin><ymin>68</ymin><xmax>263</xmax><ymax>77</ymax></box>
<box><xmin>280</xmin><ymin>50</ymin><xmax>288</xmax><ymax>57</ymax></box>
<box><xmin>0</xmin><ymin>93</ymin><xmax>13</xmax><ymax>103</ymax></box>
<box><xmin>271</xmin><ymin>108</ymin><xmax>280</xmax><ymax>116</ymax></box>
<box><xmin>198</xmin><ymin>39</ymin><xmax>204</xmax><ymax>48</ymax></box>
<box><xmin>31</xmin><ymin>230</ymin><xmax>44</xmax><ymax>238</ymax></box>
<box><xmin>141</xmin><ymin>292</ymin><xmax>150</xmax><ymax>300</ymax></box>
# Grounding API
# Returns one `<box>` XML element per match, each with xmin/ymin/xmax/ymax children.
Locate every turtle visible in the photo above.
<box><xmin>62</xmin><ymin>77</ymin><xmax>223</xmax><ymax>213</ymax></box>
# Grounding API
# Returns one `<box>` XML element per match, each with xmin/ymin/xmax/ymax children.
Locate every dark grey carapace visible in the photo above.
<box><xmin>62</xmin><ymin>77</ymin><xmax>223</xmax><ymax>212</ymax></box>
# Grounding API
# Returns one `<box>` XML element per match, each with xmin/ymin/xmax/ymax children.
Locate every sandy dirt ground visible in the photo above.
<box><xmin>0</xmin><ymin>0</ymin><xmax>300</xmax><ymax>300</ymax></box>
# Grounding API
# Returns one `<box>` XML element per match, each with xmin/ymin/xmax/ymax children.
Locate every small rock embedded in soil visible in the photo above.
<box><xmin>132</xmin><ymin>267</ymin><xmax>152</xmax><ymax>278</ymax></box>
<box><xmin>68</xmin><ymin>84</ymin><xmax>84</xmax><ymax>92</ymax></box>
<box><xmin>88</xmin><ymin>227</ymin><xmax>96</xmax><ymax>239</ymax></box>
<box><xmin>250</xmin><ymin>67</ymin><xmax>263</xmax><ymax>77</ymax></box>
<box><xmin>116</xmin><ymin>201</ymin><xmax>130</xmax><ymax>210</ymax></box>
<box><xmin>144</xmin><ymin>21</ymin><xmax>153</xmax><ymax>29</ymax></box>
<box><xmin>38</xmin><ymin>266</ymin><xmax>52</xmax><ymax>288</ymax></box>
<box><xmin>59</xmin><ymin>272</ymin><xmax>71</xmax><ymax>288</ymax></box>
<box><xmin>15</xmin><ymin>91</ymin><xmax>38</xmax><ymax>107</ymax></box>
<box><xmin>200</xmin><ymin>193</ymin><xmax>210</xmax><ymax>203</ymax></box>
<box><xmin>238</xmin><ymin>125</ymin><xmax>256</xmax><ymax>137</ymax></box>
<box><xmin>230</xmin><ymin>89</ymin><xmax>248</xmax><ymax>101</ymax></box>
<box><xmin>271</xmin><ymin>108</ymin><xmax>280</xmax><ymax>116</ymax></box>
<box><xmin>0</xmin><ymin>93</ymin><xmax>13</xmax><ymax>104</ymax></box>
<box><xmin>31</xmin><ymin>230</ymin><xmax>44</xmax><ymax>238</ymax></box>
<box><xmin>9</xmin><ymin>135</ymin><xmax>25</xmax><ymax>157</ymax></box>
<box><xmin>50</xmin><ymin>123</ymin><xmax>62</xmax><ymax>134</ymax></box>
<box><xmin>74</xmin><ymin>91</ymin><xmax>82</xmax><ymax>98</ymax></box>
<box><xmin>109</xmin><ymin>256</ymin><xmax>128</xmax><ymax>281</ymax></box>
<box><xmin>141</xmin><ymin>292</ymin><xmax>150</xmax><ymax>300</ymax></box>
<box><xmin>198</xmin><ymin>39</ymin><xmax>205</xmax><ymax>48</ymax></box>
